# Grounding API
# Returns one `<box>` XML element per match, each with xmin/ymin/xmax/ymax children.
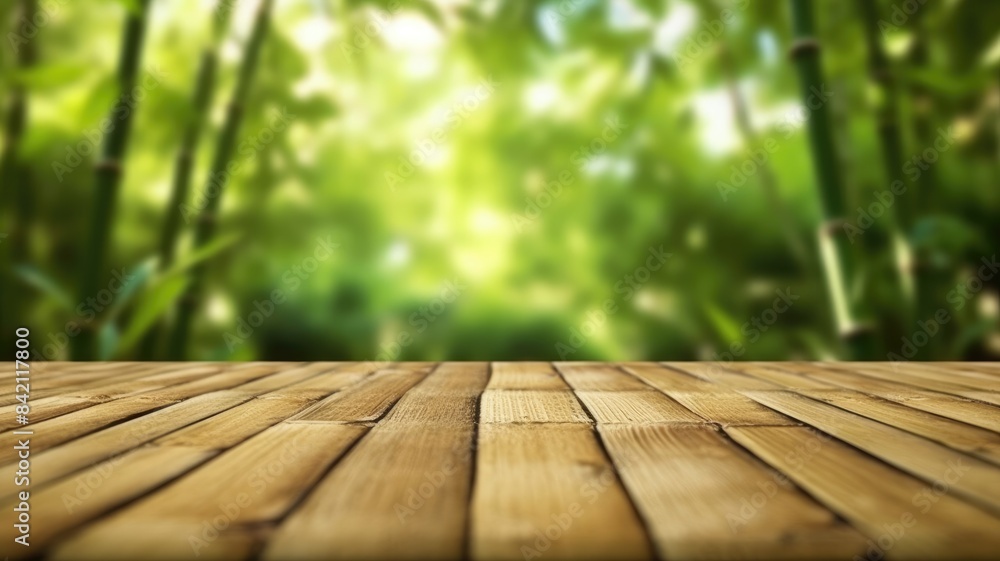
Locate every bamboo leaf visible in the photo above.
<box><xmin>12</xmin><ymin>63</ymin><xmax>90</xmax><ymax>90</ymax></box>
<box><xmin>117</xmin><ymin>275</ymin><xmax>190</xmax><ymax>353</ymax></box>
<box><xmin>165</xmin><ymin>233</ymin><xmax>242</xmax><ymax>278</ymax></box>
<box><xmin>12</xmin><ymin>265</ymin><xmax>73</xmax><ymax>310</ymax></box>
<box><xmin>102</xmin><ymin>258</ymin><xmax>158</xmax><ymax>323</ymax></box>
<box><xmin>98</xmin><ymin>322</ymin><xmax>120</xmax><ymax>360</ymax></box>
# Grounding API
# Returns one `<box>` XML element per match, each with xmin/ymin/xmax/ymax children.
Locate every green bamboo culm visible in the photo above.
<box><xmin>138</xmin><ymin>2</ymin><xmax>233</xmax><ymax>359</ymax></box>
<box><xmin>856</xmin><ymin>0</ymin><xmax>920</xmax><ymax>344</ymax></box>
<box><xmin>71</xmin><ymin>0</ymin><xmax>152</xmax><ymax>360</ymax></box>
<box><xmin>789</xmin><ymin>0</ymin><xmax>873</xmax><ymax>359</ymax></box>
<box><xmin>0</xmin><ymin>0</ymin><xmax>38</xmax><ymax>343</ymax></box>
<box><xmin>166</xmin><ymin>0</ymin><xmax>274</xmax><ymax>359</ymax></box>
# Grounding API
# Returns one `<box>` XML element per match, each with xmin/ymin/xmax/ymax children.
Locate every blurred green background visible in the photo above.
<box><xmin>0</xmin><ymin>0</ymin><xmax>997</xmax><ymax>362</ymax></box>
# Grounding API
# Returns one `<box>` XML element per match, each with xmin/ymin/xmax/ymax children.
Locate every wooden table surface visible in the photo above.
<box><xmin>2</xmin><ymin>361</ymin><xmax>999</xmax><ymax>560</ymax></box>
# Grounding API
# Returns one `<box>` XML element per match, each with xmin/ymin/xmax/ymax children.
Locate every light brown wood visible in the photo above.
<box><xmin>488</xmin><ymin>362</ymin><xmax>568</xmax><ymax>390</ymax></box>
<box><xmin>801</xmin><ymin>389</ymin><xmax>1000</xmax><ymax>465</ymax></box>
<box><xmin>480</xmin><ymin>390</ymin><xmax>591</xmax><ymax>423</ymax></box>
<box><xmin>666</xmin><ymin>391</ymin><xmax>797</xmax><ymax>426</ymax></box>
<box><xmin>555</xmin><ymin>362</ymin><xmax>650</xmax><ymax>391</ymax></box>
<box><xmin>744</xmin><ymin>390</ymin><xmax>1000</xmax><ymax>515</ymax></box>
<box><xmin>6</xmin><ymin>361</ymin><xmax>1000</xmax><ymax>560</ymax></box>
<box><xmin>471</xmin><ymin>423</ymin><xmax>652</xmax><ymax>560</ymax></box>
<box><xmin>598</xmin><ymin>423</ymin><xmax>867</xmax><ymax>559</ymax></box>
<box><xmin>573</xmin><ymin>390</ymin><xmax>705</xmax><ymax>424</ymax></box>
<box><xmin>264</xmin><ymin>363</ymin><xmax>488</xmax><ymax>559</ymax></box>
<box><xmin>728</xmin><ymin>426</ymin><xmax>1000</xmax><ymax>560</ymax></box>
<box><xmin>53</xmin><ymin>423</ymin><xmax>365</xmax><ymax>560</ymax></box>
<box><xmin>291</xmin><ymin>366</ymin><xmax>429</xmax><ymax>422</ymax></box>
<box><xmin>1</xmin><ymin>445</ymin><xmax>216</xmax><ymax>560</ymax></box>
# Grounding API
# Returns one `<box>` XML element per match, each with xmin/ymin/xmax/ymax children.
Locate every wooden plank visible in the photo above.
<box><xmin>153</xmin><ymin>394</ymin><xmax>319</xmax><ymax>449</ymax></box>
<box><xmin>291</xmin><ymin>367</ymin><xmax>427</xmax><ymax>422</ymax></box>
<box><xmin>0</xmin><ymin>390</ymin><xmax>253</xmax><ymax>501</ymax></box>
<box><xmin>470</xmin><ymin>423</ymin><xmax>652</xmax><ymax>560</ymax></box>
<box><xmin>621</xmin><ymin>362</ymin><xmax>719</xmax><ymax>391</ymax></box>
<box><xmin>900</xmin><ymin>363</ymin><xmax>1000</xmax><ymax>388</ymax></box>
<box><xmin>726</xmin><ymin>362</ymin><xmax>840</xmax><ymax>389</ymax></box>
<box><xmin>666</xmin><ymin>391</ymin><xmax>797</xmax><ymax>426</ymax></box>
<box><xmin>827</xmin><ymin>363</ymin><xmax>986</xmax><ymax>398</ymax></box>
<box><xmin>266</xmin><ymin>362</ymin><xmax>377</xmax><ymax>400</ymax></box>
<box><xmin>555</xmin><ymin>362</ymin><xmax>649</xmax><ymax>391</ymax></box>
<box><xmin>66</xmin><ymin>364</ymin><xmax>226</xmax><ymax>401</ymax></box>
<box><xmin>0</xmin><ymin>395</ymin><xmax>105</xmax><ymax>431</ymax></box>
<box><xmin>788</xmin><ymin>363</ymin><xmax>1000</xmax><ymax>432</ymax></box>
<box><xmin>488</xmin><ymin>362</ymin><xmax>568</xmax><ymax>390</ymax></box>
<box><xmin>381</xmin><ymin>362</ymin><xmax>488</xmax><ymax>424</ymax></box>
<box><xmin>573</xmin><ymin>390</ymin><xmax>705</xmax><ymax>424</ymax></box>
<box><xmin>480</xmin><ymin>390</ymin><xmax>590</xmax><ymax>424</ymax></box>
<box><xmin>728</xmin><ymin>426</ymin><xmax>1000</xmax><ymax>560</ymax></box>
<box><xmin>801</xmin><ymin>389</ymin><xmax>1000</xmax><ymax>465</ymax></box>
<box><xmin>744</xmin><ymin>391</ymin><xmax>1000</xmax><ymax>515</ymax></box>
<box><xmin>663</xmin><ymin>362</ymin><xmax>782</xmax><ymax>390</ymax></box>
<box><xmin>0</xmin><ymin>393</ymin><xmax>180</xmax><ymax>463</ymax></box>
<box><xmin>0</xmin><ymin>446</ymin><xmax>215</xmax><ymax>561</ymax></box>
<box><xmin>53</xmin><ymin>422</ymin><xmax>365</xmax><ymax>561</ymax></box>
<box><xmin>0</xmin><ymin>362</ymin><xmax>181</xmax><ymax>405</ymax></box>
<box><xmin>598</xmin><ymin>423</ymin><xmax>865</xmax><ymax>559</ymax></box>
<box><xmin>263</xmin><ymin>363</ymin><xmax>488</xmax><ymax>560</ymax></box>
<box><xmin>962</xmin><ymin>391</ymin><xmax>1000</xmax><ymax>407</ymax></box>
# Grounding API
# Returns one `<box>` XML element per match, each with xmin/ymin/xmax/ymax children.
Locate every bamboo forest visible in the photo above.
<box><xmin>0</xmin><ymin>0</ymin><xmax>997</xmax><ymax>363</ymax></box>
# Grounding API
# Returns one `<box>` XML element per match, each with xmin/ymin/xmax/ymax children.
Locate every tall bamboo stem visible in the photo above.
<box><xmin>71</xmin><ymin>0</ymin><xmax>152</xmax><ymax>360</ymax></box>
<box><xmin>856</xmin><ymin>0</ymin><xmax>917</xmax><ymax>334</ymax></box>
<box><xmin>0</xmin><ymin>0</ymin><xmax>38</xmax><ymax>344</ymax></box>
<box><xmin>139</xmin><ymin>3</ymin><xmax>231</xmax><ymax>359</ymax></box>
<box><xmin>166</xmin><ymin>0</ymin><xmax>274</xmax><ymax>359</ymax></box>
<box><xmin>789</xmin><ymin>0</ymin><xmax>872</xmax><ymax>359</ymax></box>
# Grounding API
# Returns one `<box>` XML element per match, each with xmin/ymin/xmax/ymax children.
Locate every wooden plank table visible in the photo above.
<box><xmin>2</xmin><ymin>361</ymin><xmax>999</xmax><ymax>560</ymax></box>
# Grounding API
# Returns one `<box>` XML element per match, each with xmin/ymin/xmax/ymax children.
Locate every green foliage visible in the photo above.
<box><xmin>1</xmin><ymin>0</ymin><xmax>998</xmax><ymax>361</ymax></box>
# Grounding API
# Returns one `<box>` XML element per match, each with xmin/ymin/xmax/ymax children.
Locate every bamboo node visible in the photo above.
<box><xmin>788</xmin><ymin>38</ymin><xmax>820</xmax><ymax>59</ymax></box>
<box><xmin>94</xmin><ymin>159</ymin><xmax>122</xmax><ymax>174</ymax></box>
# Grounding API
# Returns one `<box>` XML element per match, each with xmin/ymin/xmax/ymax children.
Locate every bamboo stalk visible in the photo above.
<box><xmin>0</xmin><ymin>0</ymin><xmax>38</xmax><ymax>342</ymax></box>
<box><xmin>138</xmin><ymin>3</ymin><xmax>232</xmax><ymax>359</ymax></box>
<box><xmin>855</xmin><ymin>0</ymin><xmax>918</xmax><ymax>339</ymax></box>
<box><xmin>789</xmin><ymin>0</ymin><xmax>873</xmax><ymax>359</ymax></box>
<box><xmin>70</xmin><ymin>0</ymin><xmax>152</xmax><ymax>360</ymax></box>
<box><xmin>166</xmin><ymin>0</ymin><xmax>274</xmax><ymax>359</ymax></box>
